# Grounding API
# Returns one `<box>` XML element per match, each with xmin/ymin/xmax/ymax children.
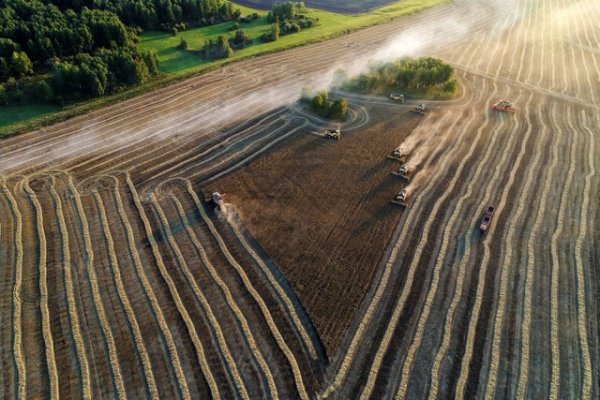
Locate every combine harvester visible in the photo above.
<box><xmin>391</xmin><ymin>189</ymin><xmax>409</xmax><ymax>207</ymax></box>
<box><xmin>324</xmin><ymin>128</ymin><xmax>341</xmax><ymax>140</ymax></box>
<box><xmin>390</xmin><ymin>93</ymin><xmax>405</xmax><ymax>103</ymax></box>
<box><xmin>411</xmin><ymin>104</ymin><xmax>426</xmax><ymax>115</ymax></box>
<box><xmin>491</xmin><ymin>99</ymin><xmax>516</xmax><ymax>113</ymax></box>
<box><xmin>387</xmin><ymin>146</ymin><xmax>408</xmax><ymax>162</ymax></box>
<box><xmin>392</xmin><ymin>164</ymin><xmax>412</xmax><ymax>181</ymax></box>
<box><xmin>479</xmin><ymin>206</ymin><xmax>495</xmax><ymax>234</ymax></box>
<box><xmin>209</xmin><ymin>192</ymin><xmax>225</xmax><ymax>209</ymax></box>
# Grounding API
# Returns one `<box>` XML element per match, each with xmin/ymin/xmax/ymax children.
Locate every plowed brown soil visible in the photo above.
<box><xmin>207</xmin><ymin>107</ymin><xmax>422</xmax><ymax>354</ymax></box>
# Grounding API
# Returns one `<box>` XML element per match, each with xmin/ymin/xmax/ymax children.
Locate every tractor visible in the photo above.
<box><xmin>492</xmin><ymin>100</ymin><xmax>516</xmax><ymax>113</ymax></box>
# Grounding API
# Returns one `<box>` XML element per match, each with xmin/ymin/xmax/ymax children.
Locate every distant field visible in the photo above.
<box><xmin>140</xmin><ymin>0</ymin><xmax>447</xmax><ymax>74</ymax></box>
<box><xmin>233</xmin><ymin>0</ymin><xmax>403</xmax><ymax>13</ymax></box>
<box><xmin>1</xmin><ymin>0</ymin><xmax>445</xmax><ymax>135</ymax></box>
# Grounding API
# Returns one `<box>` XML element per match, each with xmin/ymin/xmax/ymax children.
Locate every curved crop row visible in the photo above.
<box><xmin>185</xmin><ymin>181</ymin><xmax>309</xmax><ymax>400</ymax></box>
<box><xmin>124</xmin><ymin>174</ymin><xmax>221</xmax><ymax>399</ymax></box>
<box><xmin>168</xmin><ymin>192</ymin><xmax>279</xmax><ymax>398</ymax></box>
<box><xmin>67</xmin><ymin>177</ymin><xmax>127</xmax><ymax>399</ymax></box>
<box><xmin>111</xmin><ymin>175</ymin><xmax>192</xmax><ymax>399</ymax></box>
<box><xmin>149</xmin><ymin>193</ymin><xmax>249</xmax><ymax>400</ymax></box>
<box><xmin>48</xmin><ymin>177</ymin><xmax>92</xmax><ymax>399</ymax></box>
<box><xmin>222</xmin><ymin>200</ymin><xmax>320</xmax><ymax>360</ymax></box>
<box><xmin>2</xmin><ymin>179</ymin><xmax>27</xmax><ymax>400</ymax></box>
<box><xmin>320</xmin><ymin>71</ymin><xmax>482</xmax><ymax>398</ymax></box>
<box><xmin>92</xmin><ymin>188</ymin><xmax>160</xmax><ymax>399</ymax></box>
<box><xmin>21</xmin><ymin>177</ymin><xmax>59</xmax><ymax>399</ymax></box>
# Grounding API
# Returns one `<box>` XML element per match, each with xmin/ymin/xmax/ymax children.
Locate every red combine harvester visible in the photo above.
<box><xmin>479</xmin><ymin>206</ymin><xmax>495</xmax><ymax>234</ymax></box>
<box><xmin>492</xmin><ymin>99</ymin><xmax>516</xmax><ymax>113</ymax></box>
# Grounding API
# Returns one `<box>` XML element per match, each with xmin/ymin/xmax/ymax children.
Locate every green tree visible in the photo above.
<box><xmin>330</xmin><ymin>97</ymin><xmax>347</xmax><ymax>119</ymax></box>
<box><xmin>10</xmin><ymin>51</ymin><xmax>33</xmax><ymax>76</ymax></box>
<box><xmin>178</xmin><ymin>38</ymin><xmax>188</xmax><ymax>50</ymax></box>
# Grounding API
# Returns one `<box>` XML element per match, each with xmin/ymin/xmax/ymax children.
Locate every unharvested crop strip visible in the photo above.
<box><xmin>150</xmin><ymin>193</ymin><xmax>249</xmax><ymax>400</ymax></box>
<box><xmin>185</xmin><ymin>182</ymin><xmax>309</xmax><ymax>400</ymax></box>
<box><xmin>22</xmin><ymin>177</ymin><xmax>59</xmax><ymax>399</ymax></box>
<box><xmin>93</xmin><ymin>188</ymin><xmax>159</xmax><ymax>399</ymax></box>
<box><xmin>111</xmin><ymin>175</ymin><xmax>192</xmax><ymax>400</ymax></box>
<box><xmin>49</xmin><ymin>177</ymin><xmax>92</xmax><ymax>399</ymax></box>
<box><xmin>168</xmin><ymin>192</ymin><xmax>279</xmax><ymax>398</ymax></box>
<box><xmin>125</xmin><ymin>174</ymin><xmax>220</xmax><ymax>399</ymax></box>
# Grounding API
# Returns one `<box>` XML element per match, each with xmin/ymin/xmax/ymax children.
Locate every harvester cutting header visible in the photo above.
<box><xmin>387</xmin><ymin>146</ymin><xmax>408</xmax><ymax>162</ymax></box>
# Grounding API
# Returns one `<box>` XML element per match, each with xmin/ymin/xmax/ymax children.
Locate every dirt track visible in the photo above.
<box><xmin>0</xmin><ymin>0</ymin><xmax>599</xmax><ymax>398</ymax></box>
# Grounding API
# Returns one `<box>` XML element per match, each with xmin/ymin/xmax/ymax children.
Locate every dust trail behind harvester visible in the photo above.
<box><xmin>0</xmin><ymin>0</ymin><xmax>520</xmax><ymax>175</ymax></box>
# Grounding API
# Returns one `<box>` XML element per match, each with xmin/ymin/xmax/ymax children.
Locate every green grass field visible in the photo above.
<box><xmin>0</xmin><ymin>104</ymin><xmax>62</xmax><ymax>137</ymax></box>
<box><xmin>1</xmin><ymin>0</ymin><xmax>447</xmax><ymax>135</ymax></box>
<box><xmin>140</xmin><ymin>0</ymin><xmax>448</xmax><ymax>74</ymax></box>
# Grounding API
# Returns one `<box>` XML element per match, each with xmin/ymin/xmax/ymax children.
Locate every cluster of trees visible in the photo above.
<box><xmin>38</xmin><ymin>0</ymin><xmax>241</xmax><ymax>31</ymax></box>
<box><xmin>263</xmin><ymin>1</ymin><xmax>317</xmax><ymax>40</ymax></box>
<box><xmin>344</xmin><ymin>57</ymin><xmax>457</xmax><ymax>96</ymax></box>
<box><xmin>201</xmin><ymin>35</ymin><xmax>232</xmax><ymax>59</ymax></box>
<box><xmin>0</xmin><ymin>0</ymin><xmax>162</xmax><ymax>105</ymax></box>
<box><xmin>300</xmin><ymin>89</ymin><xmax>347</xmax><ymax>120</ymax></box>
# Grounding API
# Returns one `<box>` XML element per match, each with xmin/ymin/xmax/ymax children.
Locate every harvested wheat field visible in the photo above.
<box><xmin>1</xmin><ymin>0</ymin><xmax>599</xmax><ymax>398</ymax></box>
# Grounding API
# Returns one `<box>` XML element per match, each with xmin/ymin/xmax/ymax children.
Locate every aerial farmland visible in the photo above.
<box><xmin>0</xmin><ymin>0</ymin><xmax>598</xmax><ymax>398</ymax></box>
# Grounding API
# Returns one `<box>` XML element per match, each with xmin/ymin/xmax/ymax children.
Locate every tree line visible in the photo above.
<box><xmin>0</xmin><ymin>0</ymin><xmax>207</xmax><ymax>106</ymax></box>
<box><xmin>39</xmin><ymin>0</ymin><xmax>239</xmax><ymax>31</ymax></box>
<box><xmin>300</xmin><ymin>89</ymin><xmax>347</xmax><ymax>120</ymax></box>
<box><xmin>343</xmin><ymin>57</ymin><xmax>457</xmax><ymax>96</ymax></box>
